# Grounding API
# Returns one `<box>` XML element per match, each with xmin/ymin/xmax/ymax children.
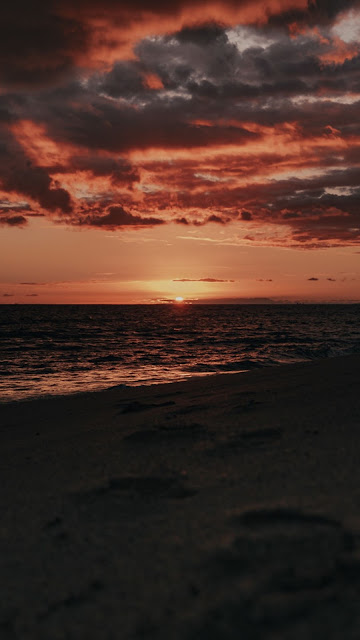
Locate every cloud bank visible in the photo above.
<box><xmin>0</xmin><ymin>0</ymin><xmax>359</xmax><ymax>247</ymax></box>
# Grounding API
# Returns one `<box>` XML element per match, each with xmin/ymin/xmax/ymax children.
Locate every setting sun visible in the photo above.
<box><xmin>175</xmin><ymin>296</ymin><xmax>184</xmax><ymax>303</ymax></box>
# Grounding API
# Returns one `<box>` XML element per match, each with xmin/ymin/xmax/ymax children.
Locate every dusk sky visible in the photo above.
<box><xmin>1</xmin><ymin>0</ymin><xmax>360</xmax><ymax>303</ymax></box>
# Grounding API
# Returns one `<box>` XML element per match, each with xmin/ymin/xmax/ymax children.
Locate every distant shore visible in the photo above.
<box><xmin>1</xmin><ymin>354</ymin><xmax>360</xmax><ymax>638</ymax></box>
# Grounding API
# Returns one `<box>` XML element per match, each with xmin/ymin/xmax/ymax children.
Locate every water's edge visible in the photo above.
<box><xmin>0</xmin><ymin>353</ymin><xmax>358</xmax><ymax>406</ymax></box>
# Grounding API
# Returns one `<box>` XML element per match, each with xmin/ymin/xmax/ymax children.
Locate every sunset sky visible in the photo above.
<box><xmin>0</xmin><ymin>0</ymin><xmax>359</xmax><ymax>303</ymax></box>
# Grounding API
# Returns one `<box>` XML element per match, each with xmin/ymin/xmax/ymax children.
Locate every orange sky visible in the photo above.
<box><xmin>0</xmin><ymin>0</ymin><xmax>359</xmax><ymax>302</ymax></box>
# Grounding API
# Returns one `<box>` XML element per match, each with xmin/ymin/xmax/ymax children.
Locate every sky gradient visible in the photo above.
<box><xmin>1</xmin><ymin>0</ymin><xmax>360</xmax><ymax>303</ymax></box>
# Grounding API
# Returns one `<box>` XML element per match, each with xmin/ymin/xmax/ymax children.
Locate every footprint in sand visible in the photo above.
<box><xmin>37</xmin><ymin>580</ymin><xmax>104</xmax><ymax>621</ymax></box>
<box><xmin>116</xmin><ymin>400</ymin><xmax>175</xmax><ymax>415</ymax></box>
<box><xmin>106</xmin><ymin>475</ymin><xmax>197</xmax><ymax>499</ymax></box>
<box><xmin>123</xmin><ymin>423</ymin><xmax>209</xmax><ymax>445</ymax></box>
<box><xmin>206</xmin><ymin>427</ymin><xmax>283</xmax><ymax>457</ymax></box>
<box><xmin>75</xmin><ymin>474</ymin><xmax>197</xmax><ymax>504</ymax></box>
<box><xmin>182</xmin><ymin>507</ymin><xmax>360</xmax><ymax>639</ymax></box>
<box><xmin>165</xmin><ymin>404</ymin><xmax>208</xmax><ymax>418</ymax></box>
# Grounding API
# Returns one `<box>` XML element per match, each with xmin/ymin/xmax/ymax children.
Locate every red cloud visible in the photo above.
<box><xmin>1</xmin><ymin>1</ymin><xmax>360</xmax><ymax>247</ymax></box>
<box><xmin>0</xmin><ymin>0</ymin><xmax>317</xmax><ymax>87</ymax></box>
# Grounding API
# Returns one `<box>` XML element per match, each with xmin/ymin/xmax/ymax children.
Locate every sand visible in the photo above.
<box><xmin>1</xmin><ymin>354</ymin><xmax>360</xmax><ymax>639</ymax></box>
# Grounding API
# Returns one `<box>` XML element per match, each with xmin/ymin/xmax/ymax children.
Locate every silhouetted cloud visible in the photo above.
<box><xmin>65</xmin><ymin>156</ymin><xmax>140</xmax><ymax>186</ymax></box>
<box><xmin>241</xmin><ymin>211</ymin><xmax>253</xmax><ymax>221</ymax></box>
<box><xmin>0</xmin><ymin>213</ymin><xmax>27</xmax><ymax>226</ymax></box>
<box><xmin>79</xmin><ymin>205</ymin><xmax>165</xmax><ymax>228</ymax></box>
<box><xmin>308</xmin><ymin>277</ymin><xmax>319</xmax><ymax>281</ymax></box>
<box><xmin>175</xmin><ymin>217</ymin><xmax>190</xmax><ymax>226</ymax></box>
<box><xmin>268</xmin><ymin>0</ymin><xmax>358</xmax><ymax>29</ymax></box>
<box><xmin>0</xmin><ymin>127</ymin><xmax>72</xmax><ymax>216</ymax></box>
<box><xmin>0</xmin><ymin>2</ymin><xmax>89</xmax><ymax>87</ymax></box>
<box><xmin>173</xmin><ymin>277</ymin><xmax>235</xmax><ymax>282</ymax></box>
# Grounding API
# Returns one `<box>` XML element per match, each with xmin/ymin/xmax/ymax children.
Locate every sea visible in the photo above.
<box><xmin>0</xmin><ymin>304</ymin><xmax>359</xmax><ymax>402</ymax></box>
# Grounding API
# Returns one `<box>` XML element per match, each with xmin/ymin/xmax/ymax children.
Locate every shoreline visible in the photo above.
<box><xmin>1</xmin><ymin>353</ymin><xmax>360</xmax><ymax>638</ymax></box>
<box><xmin>1</xmin><ymin>351</ymin><xmax>358</xmax><ymax>406</ymax></box>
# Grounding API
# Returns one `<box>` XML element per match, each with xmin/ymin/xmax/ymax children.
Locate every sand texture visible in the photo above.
<box><xmin>1</xmin><ymin>355</ymin><xmax>360</xmax><ymax>639</ymax></box>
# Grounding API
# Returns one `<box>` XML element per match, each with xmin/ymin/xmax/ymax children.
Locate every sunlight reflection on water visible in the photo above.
<box><xmin>1</xmin><ymin>304</ymin><xmax>359</xmax><ymax>401</ymax></box>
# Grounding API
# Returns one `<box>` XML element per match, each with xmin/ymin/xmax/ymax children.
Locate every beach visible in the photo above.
<box><xmin>1</xmin><ymin>354</ymin><xmax>360</xmax><ymax>639</ymax></box>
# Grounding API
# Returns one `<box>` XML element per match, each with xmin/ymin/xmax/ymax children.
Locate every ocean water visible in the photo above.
<box><xmin>0</xmin><ymin>304</ymin><xmax>359</xmax><ymax>402</ymax></box>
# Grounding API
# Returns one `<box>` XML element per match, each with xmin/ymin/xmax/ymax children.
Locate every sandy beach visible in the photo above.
<box><xmin>1</xmin><ymin>354</ymin><xmax>360</xmax><ymax>639</ymax></box>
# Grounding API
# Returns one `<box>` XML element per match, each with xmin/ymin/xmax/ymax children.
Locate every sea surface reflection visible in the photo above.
<box><xmin>1</xmin><ymin>304</ymin><xmax>359</xmax><ymax>401</ymax></box>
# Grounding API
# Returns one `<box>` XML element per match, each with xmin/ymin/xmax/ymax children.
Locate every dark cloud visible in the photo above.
<box><xmin>327</xmin><ymin>277</ymin><xmax>336</xmax><ymax>281</ymax></box>
<box><xmin>0</xmin><ymin>200</ymin><xmax>31</xmax><ymax>226</ymax></box>
<box><xmin>173</xmin><ymin>277</ymin><xmax>235</xmax><ymax>282</ymax></box>
<box><xmin>0</xmin><ymin>213</ymin><xmax>27</xmax><ymax>226</ymax></box>
<box><xmin>57</xmin><ymin>156</ymin><xmax>140</xmax><ymax>186</ymax></box>
<box><xmin>308</xmin><ymin>277</ymin><xmax>319</xmax><ymax>280</ymax></box>
<box><xmin>79</xmin><ymin>205</ymin><xmax>165</xmax><ymax>228</ymax></box>
<box><xmin>207</xmin><ymin>214</ymin><xmax>228</xmax><ymax>224</ymax></box>
<box><xmin>43</xmin><ymin>99</ymin><xmax>257</xmax><ymax>153</ymax></box>
<box><xmin>175</xmin><ymin>23</ymin><xmax>227</xmax><ymax>46</ymax></box>
<box><xmin>267</xmin><ymin>0</ymin><xmax>359</xmax><ymax>30</ymax></box>
<box><xmin>0</xmin><ymin>1</ymin><xmax>89</xmax><ymax>88</ymax></box>
<box><xmin>241</xmin><ymin>211</ymin><xmax>253</xmax><ymax>221</ymax></box>
<box><xmin>96</xmin><ymin>61</ymin><xmax>146</xmax><ymax>99</ymax></box>
<box><xmin>159</xmin><ymin>167</ymin><xmax>360</xmax><ymax>244</ymax></box>
<box><xmin>3</xmin><ymin>293</ymin><xmax>14</xmax><ymax>297</ymax></box>
<box><xmin>1</xmin><ymin>0</ymin><xmax>359</xmax><ymax>90</ymax></box>
<box><xmin>22</xmin><ymin>22</ymin><xmax>357</xmax><ymax>185</ymax></box>
<box><xmin>135</xmin><ymin>21</ymin><xmax>360</xmax><ymax>108</ymax></box>
<box><xmin>173</xmin><ymin>214</ymin><xmax>231</xmax><ymax>226</ymax></box>
<box><xmin>0</xmin><ymin>127</ymin><xmax>72</xmax><ymax>214</ymax></box>
<box><xmin>0</xmin><ymin>2</ymin><xmax>359</xmax><ymax>245</ymax></box>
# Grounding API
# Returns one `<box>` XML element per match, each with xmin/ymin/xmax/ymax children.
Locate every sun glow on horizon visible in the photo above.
<box><xmin>175</xmin><ymin>296</ymin><xmax>184</xmax><ymax>303</ymax></box>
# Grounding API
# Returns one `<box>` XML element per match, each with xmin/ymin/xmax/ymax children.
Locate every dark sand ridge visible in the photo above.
<box><xmin>0</xmin><ymin>354</ymin><xmax>360</xmax><ymax>639</ymax></box>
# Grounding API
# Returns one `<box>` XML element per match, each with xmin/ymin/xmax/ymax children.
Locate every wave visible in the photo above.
<box><xmin>1</xmin><ymin>304</ymin><xmax>359</xmax><ymax>401</ymax></box>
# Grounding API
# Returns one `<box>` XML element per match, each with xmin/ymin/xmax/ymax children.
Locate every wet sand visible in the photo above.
<box><xmin>0</xmin><ymin>354</ymin><xmax>360</xmax><ymax>639</ymax></box>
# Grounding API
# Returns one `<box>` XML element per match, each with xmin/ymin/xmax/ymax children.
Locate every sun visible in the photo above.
<box><xmin>175</xmin><ymin>296</ymin><xmax>184</xmax><ymax>303</ymax></box>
